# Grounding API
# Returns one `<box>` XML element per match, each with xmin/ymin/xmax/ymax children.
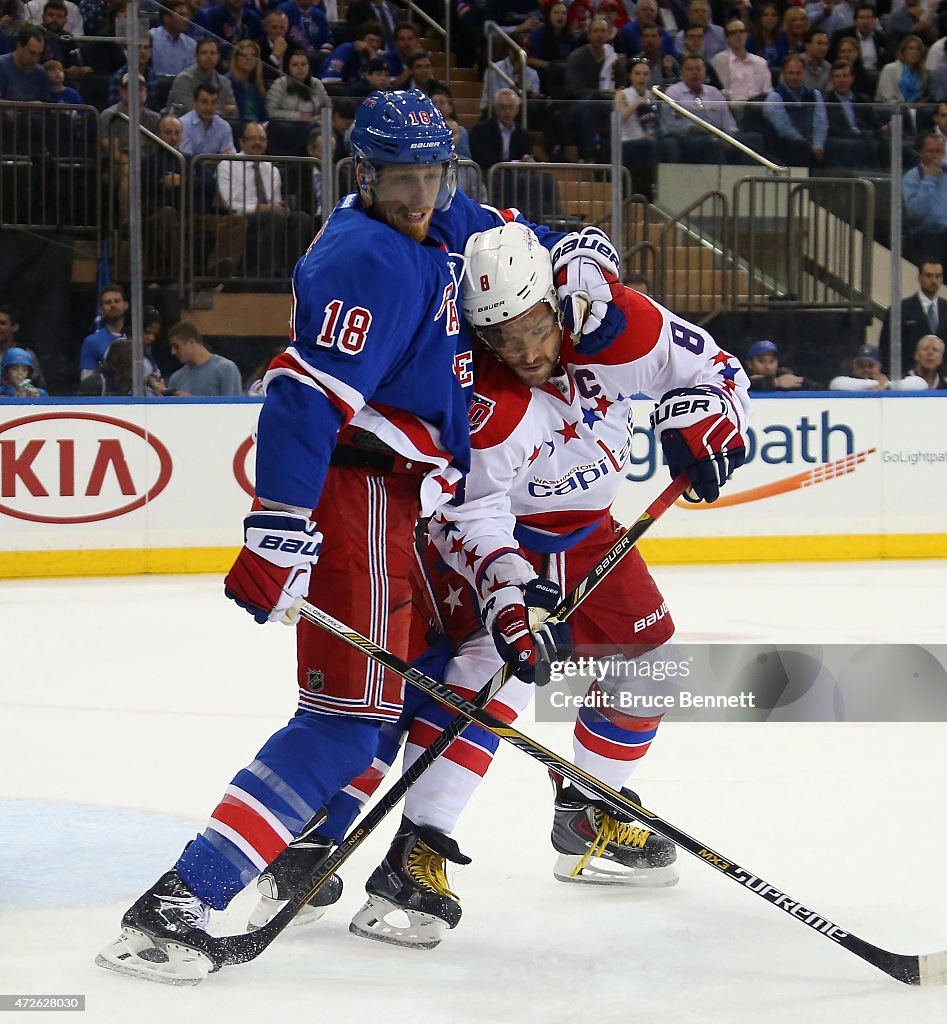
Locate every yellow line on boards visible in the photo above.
<box><xmin>1</xmin><ymin>535</ymin><xmax>946</xmax><ymax>579</ymax></box>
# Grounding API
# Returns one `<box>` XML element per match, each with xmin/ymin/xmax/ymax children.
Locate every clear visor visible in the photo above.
<box><xmin>361</xmin><ymin>157</ymin><xmax>457</xmax><ymax>211</ymax></box>
<box><xmin>479</xmin><ymin>300</ymin><xmax>560</xmax><ymax>356</ymax></box>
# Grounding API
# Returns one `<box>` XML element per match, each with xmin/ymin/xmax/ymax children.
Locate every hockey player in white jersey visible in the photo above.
<box><xmin>328</xmin><ymin>221</ymin><xmax>752</xmax><ymax>948</ymax></box>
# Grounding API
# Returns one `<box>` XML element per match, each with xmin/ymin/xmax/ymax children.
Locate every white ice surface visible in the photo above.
<box><xmin>2</xmin><ymin>562</ymin><xmax>947</xmax><ymax>1022</ymax></box>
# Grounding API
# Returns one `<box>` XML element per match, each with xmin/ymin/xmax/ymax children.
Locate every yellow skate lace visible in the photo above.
<box><xmin>570</xmin><ymin>810</ymin><xmax>653</xmax><ymax>878</ymax></box>
<box><xmin>407</xmin><ymin>842</ymin><xmax>460</xmax><ymax>901</ymax></box>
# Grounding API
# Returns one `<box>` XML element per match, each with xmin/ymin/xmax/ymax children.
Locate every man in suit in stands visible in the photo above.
<box><xmin>830</xmin><ymin>4</ymin><xmax>889</xmax><ymax>94</ymax></box>
<box><xmin>469</xmin><ymin>87</ymin><xmax>533</xmax><ymax>171</ymax></box>
<box><xmin>822</xmin><ymin>58</ymin><xmax>879</xmax><ymax>168</ymax></box>
<box><xmin>880</xmin><ymin>259</ymin><xmax>947</xmax><ymax>373</ymax></box>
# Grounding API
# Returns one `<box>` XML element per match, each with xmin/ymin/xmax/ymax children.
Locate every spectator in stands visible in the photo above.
<box><xmin>405</xmin><ymin>48</ymin><xmax>445</xmax><ymax>95</ymax></box>
<box><xmin>469</xmin><ymin>87</ymin><xmax>533</xmax><ymax>170</ymax></box>
<box><xmin>677</xmin><ymin>24</ymin><xmax>722</xmax><ymax>89</ymax></box>
<box><xmin>331</xmin><ymin>96</ymin><xmax>355</xmax><ymax>157</ymax></box>
<box><xmin>279</xmin><ymin>0</ymin><xmax>332</xmax><ymax>67</ymax></box>
<box><xmin>216</xmin><ymin>122</ymin><xmax>314</xmax><ymax>278</ymax></box>
<box><xmin>619</xmin><ymin>0</ymin><xmax>675</xmax><ymax>58</ymax></box>
<box><xmin>875</xmin><ymin>33</ymin><xmax>927</xmax><ymax>105</ymax></box>
<box><xmin>834</xmin><ymin>34</ymin><xmax>875</xmax><ymax>95</ymax></box>
<box><xmin>903</xmin><ymin>134</ymin><xmax>947</xmax><ymax>266</ymax></box>
<box><xmin>350</xmin><ymin>55</ymin><xmax>391</xmax><ymax>97</ymax></box>
<box><xmin>44</xmin><ymin>58</ymin><xmax>81</xmax><ymax>102</ymax></box>
<box><xmin>806</xmin><ymin>0</ymin><xmax>854</xmax><ymax>40</ymax></box>
<box><xmin>39</xmin><ymin>0</ymin><xmax>91</xmax><ymax>87</ymax></box>
<box><xmin>676</xmin><ymin>0</ymin><xmax>726</xmax><ymax>59</ymax></box>
<box><xmin>802</xmin><ymin>28</ymin><xmax>832</xmax><ymax>91</ymax></box>
<box><xmin>528</xmin><ymin>2</ymin><xmax>577</xmax><ymax>97</ymax></box>
<box><xmin>822</xmin><ymin>58</ymin><xmax>879</xmax><ymax>167</ymax></box>
<box><xmin>565</xmin><ymin>15</ymin><xmax>621</xmax><ymax>160</ymax></box>
<box><xmin>895</xmin><ymin>334</ymin><xmax>947</xmax><ymax>389</ymax></box>
<box><xmin>23</xmin><ymin>0</ymin><xmax>80</xmax><ymax>35</ymax></box>
<box><xmin>829</xmin><ymin>343</ymin><xmax>889</xmax><ymax>390</ymax></box>
<box><xmin>626</xmin><ymin>271</ymin><xmax>651</xmax><ymax>293</ymax></box>
<box><xmin>712</xmin><ymin>18</ymin><xmax>772</xmax><ymax>100</ymax></box>
<box><xmin>663</xmin><ymin>55</ymin><xmax>762</xmax><ymax>162</ymax></box>
<box><xmin>204</xmin><ymin>0</ymin><xmax>264</xmax><ymax>53</ymax></box>
<box><xmin>301</xmin><ymin>121</ymin><xmax>333</xmax><ymax>217</ymax></box>
<box><xmin>102</xmin><ymin>72</ymin><xmax>159</xmax><ymax>162</ymax></box>
<box><xmin>319</xmin><ymin>18</ymin><xmax>383</xmax><ymax>93</ymax></box>
<box><xmin>166</xmin><ymin>321</ymin><xmax>242</xmax><ymax>396</ymax></box>
<box><xmin>142</xmin><ymin>306</ymin><xmax>165</xmax><ymax>393</ymax></box>
<box><xmin>830</xmin><ymin>5</ymin><xmax>889</xmax><ymax>94</ymax></box>
<box><xmin>0</xmin><ymin>304</ymin><xmax>45</xmax><ymax>388</ymax></box>
<box><xmin>77</xmin><ymin>337</ymin><xmax>134</xmax><ymax>395</ymax></box>
<box><xmin>779</xmin><ymin>6</ymin><xmax>810</xmax><ymax>66</ymax></box>
<box><xmin>481</xmin><ymin>36</ymin><xmax>541</xmax><ymax>112</ymax></box>
<box><xmin>109</xmin><ymin>37</ymin><xmax>159</xmax><ymax>110</ymax></box>
<box><xmin>745</xmin><ymin>339</ymin><xmax>810</xmax><ymax>391</ymax></box>
<box><xmin>266</xmin><ymin>48</ymin><xmax>330</xmax><ymax>121</ymax></box>
<box><xmin>1</xmin><ymin>0</ymin><xmax>25</xmax><ymax>44</ymax></box>
<box><xmin>150</xmin><ymin>2</ymin><xmax>197</xmax><ymax>78</ymax></box>
<box><xmin>227</xmin><ymin>39</ymin><xmax>267</xmax><ymax>121</ymax></box>
<box><xmin>79</xmin><ymin>283</ymin><xmax>128</xmax><ymax>380</ymax></box>
<box><xmin>880</xmin><ymin>259</ymin><xmax>947</xmax><ymax>370</ymax></box>
<box><xmin>260</xmin><ymin>8</ymin><xmax>291</xmax><ymax>82</ymax></box>
<box><xmin>747</xmin><ymin>2</ymin><xmax>785</xmax><ymax>70</ymax></box>
<box><xmin>180</xmin><ymin>83</ymin><xmax>236</xmax><ymax>155</ymax></box>
<box><xmin>0</xmin><ymin>24</ymin><xmax>51</xmax><ymax>101</ymax></box>
<box><xmin>168</xmin><ymin>38</ymin><xmax>237</xmax><ymax>117</ymax></box>
<box><xmin>430</xmin><ymin>83</ymin><xmax>473</xmax><ymax>160</ymax></box>
<box><xmin>488</xmin><ymin>0</ymin><xmax>542</xmax><ymax>40</ymax></box>
<box><xmin>0</xmin><ymin>347</ymin><xmax>47</xmax><ymax>398</ymax></box>
<box><xmin>384</xmin><ymin>21</ymin><xmax>419</xmax><ymax>88</ymax></box>
<box><xmin>885</xmin><ymin>0</ymin><xmax>938</xmax><ymax>51</ymax></box>
<box><xmin>346</xmin><ymin>0</ymin><xmax>399</xmax><ymax>50</ymax></box>
<box><xmin>636</xmin><ymin>23</ymin><xmax>678</xmax><ymax>88</ymax></box>
<box><xmin>931</xmin><ymin>100</ymin><xmax>947</xmax><ymax>144</ymax></box>
<box><xmin>763</xmin><ymin>53</ymin><xmax>827</xmax><ymax>167</ymax></box>
<box><xmin>598</xmin><ymin>0</ymin><xmax>628</xmax><ymax>37</ymax></box>
<box><xmin>615</xmin><ymin>56</ymin><xmax>660</xmax><ymax>200</ymax></box>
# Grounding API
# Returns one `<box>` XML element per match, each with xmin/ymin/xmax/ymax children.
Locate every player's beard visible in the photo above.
<box><xmin>374</xmin><ymin>203</ymin><xmax>434</xmax><ymax>242</ymax></box>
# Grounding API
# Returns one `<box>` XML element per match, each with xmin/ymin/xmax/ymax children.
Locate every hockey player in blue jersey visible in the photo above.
<box><xmin>95</xmin><ymin>89</ymin><xmax>625</xmax><ymax>984</ymax></box>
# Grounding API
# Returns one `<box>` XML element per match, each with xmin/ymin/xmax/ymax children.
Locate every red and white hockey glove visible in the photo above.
<box><xmin>483</xmin><ymin>579</ymin><xmax>573</xmax><ymax>685</ymax></box>
<box><xmin>551</xmin><ymin>227</ymin><xmax>626</xmax><ymax>354</ymax></box>
<box><xmin>650</xmin><ymin>387</ymin><xmax>746</xmax><ymax>503</ymax></box>
<box><xmin>224</xmin><ymin>511</ymin><xmax>323</xmax><ymax>625</ymax></box>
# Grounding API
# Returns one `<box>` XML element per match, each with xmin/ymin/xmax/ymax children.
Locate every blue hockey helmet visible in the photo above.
<box><xmin>1</xmin><ymin>347</ymin><xmax>34</xmax><ymax>374</ymax></box>
<box><xmin>351</xmin><ymin>89</ymin><xmax>457</xmax><ymax>210</ymax></box>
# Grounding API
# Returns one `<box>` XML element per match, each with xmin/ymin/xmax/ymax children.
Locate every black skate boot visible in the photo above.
<box><xmin>247</xmin><ymin>835</ymin><xmax>343</xmax><ymax>932</ymax></box>
<box><xmin>550</xmin><ymin>772</ymin><xmax>679</xmax><ymax>887</ymax></box>
<box><xmin>94</xmin><ymin>866</ymin><xmax>217</xmax><ymax>985</ymax></box>
<box><xmin>349</xmin><ymin>816</ymin><xmax>471</xmax><ymax>949</ymax></box>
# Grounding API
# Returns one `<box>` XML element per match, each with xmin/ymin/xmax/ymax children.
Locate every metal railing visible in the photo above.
<box><xmin>405</xmin><ymin>0</ymin><xmax>452</xmax><ymax>86</ymax></box>
<box><xmin>483</xmin><ymin>22</ymin><xmax>528</xmax><ymax>126</ymax></box>
<box><xmin>190</xmin><ymin>153</ymin><xmax>323</xmax><ymax>291</ymax></box>
<box><xmin>657</xmin><ymin>190</ymin><xmax>730</xmax><ymax>317</ymax></box>
<box><xmin>0</xmin><ymin>100</ymin><xmax>101</xmax><ymax>237</ymax></box>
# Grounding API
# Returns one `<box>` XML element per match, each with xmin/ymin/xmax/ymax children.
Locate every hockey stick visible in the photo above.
<box><xmin>277</xmin><ymin>604</ymin><xmax>947</xmax><ymax>986</ymax></box>
<box><xmin>207</xmin><ymin>474</ymin><xmax>687</xmax><ymax>969</ymax></box>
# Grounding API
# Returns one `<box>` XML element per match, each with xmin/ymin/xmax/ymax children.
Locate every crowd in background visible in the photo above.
<box><xmin>3</xmin><ymin>0</ymin><xmax>947</xmax><ymax>393</ymax></box>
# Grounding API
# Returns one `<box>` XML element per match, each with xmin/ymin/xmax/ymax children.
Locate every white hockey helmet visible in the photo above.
<box><xmin>462</xmin><ymin>222</ymin><xmax>558</xmax><ymax>330</ymax></box>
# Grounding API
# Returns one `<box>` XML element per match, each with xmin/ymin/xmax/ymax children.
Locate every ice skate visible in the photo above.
<box><xmin>94</xmin><ymin>867</ymin><xmax>217</xmax><ymax>985</ymax></box>
<box><xmin>247</xmin><ymin>835</ymin><xmax>343</xmax><ymax>931</ymax></box>
<box><xmin>349</xmin><ymin>817</ymin><xmax>471</xmax><ymax>950</ymax></box>
<box><xmin>551</xmin><ymin>774</ymin><xmax>679</xmax><ymax>887</ymax></box>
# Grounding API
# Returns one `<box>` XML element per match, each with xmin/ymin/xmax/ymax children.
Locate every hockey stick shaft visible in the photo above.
<box><xmin>214</xmin><ymin>475</ymin><xmax>687</xmax><ymax>967</ymax></box>
<box><xmin>277</xmin><ymin>602</ymin><xmax>947</xmax><ymax>987</ymax></box>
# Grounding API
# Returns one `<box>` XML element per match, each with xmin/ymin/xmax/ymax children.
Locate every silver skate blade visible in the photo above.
<box><xmin>246</xmin><ymin>894</ymin><xmax>327</xmax><ymax>933</ymax></box>
<box><xmin>94</xmin><ymin>929</ymin><xmax>213</xmax><ymax>986</ymax></box>
<box><xmin>553</xmin><ymin>853</ymin><xmax>680</xmax><ymax>888</ymax></box>
<box><xmin>348</xmin><ymin>895</ymin><xmax>445</xmax><ymax>950</ymax></box>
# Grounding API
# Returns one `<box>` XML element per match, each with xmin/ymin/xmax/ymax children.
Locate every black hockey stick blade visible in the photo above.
<box><xmin>287</xmin><ymin>598</ymin><xmax>947</xmax><ymax>987</ymax></box>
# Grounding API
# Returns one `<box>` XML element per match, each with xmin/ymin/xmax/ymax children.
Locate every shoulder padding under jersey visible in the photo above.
<box><xmin>467</xmin><ymin>350</ymin><xmax>532</xmax><ymax>449</ymax></box>
<box><xmin>567</xmin><ymin>286</ymin><xmax>665</xmax><ymax>367</ymax></box>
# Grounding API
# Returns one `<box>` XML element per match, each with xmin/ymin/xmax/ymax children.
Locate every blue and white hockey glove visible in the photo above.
<box><xmin>224</xmin><ymin>511</ymin><xmax>323</xmax><ymax>625</ymax></box>
<box><xmin>650</xmin><ymin>387</ymin><xmax>746</xmax><ymax>503</ymax></box>
<box><xmin>551</xmin><ymin>227</ymin><xmax>626</xmax><ymax>354</ymax></box>
<box><xmin>483</xmin><ymin>578</ymin><xmax>573</xmax><ymax>685</ymax></box>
